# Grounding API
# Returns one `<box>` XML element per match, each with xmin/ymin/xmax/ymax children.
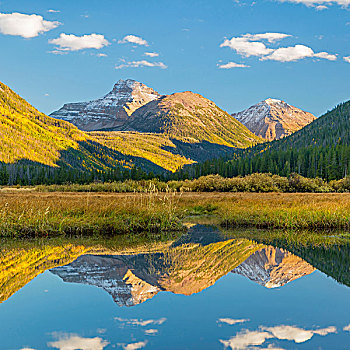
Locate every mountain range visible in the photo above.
<box><xmin>2</xmin><ymin>78</ymin><xmax>347</xmax><ymax>183</ymax></box>
<box><xmin>0</xmin><ymin>79</ymin><xmax>265</xmax><ymax>177</ymax></box>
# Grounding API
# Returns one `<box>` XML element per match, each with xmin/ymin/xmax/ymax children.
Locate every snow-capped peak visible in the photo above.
<box><xmin>50</xmin><ymin>79</ymin><xmax>160</xmax><ymax>131</ymax></box>
<box><xmin>232</xmin><ymin>98</ymin><xmax>316</xmax><ymax>141</ymax></box>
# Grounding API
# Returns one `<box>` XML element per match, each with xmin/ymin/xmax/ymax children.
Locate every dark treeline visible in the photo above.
<box><xmin>0</xmin><ymin>163</ymin><xmax>158</xmax><ymax>186</ymax></box>
<box><xmin>173</xmin><ymin>100</ymin><xmax>350</xmax><ymax>181</ymax></box>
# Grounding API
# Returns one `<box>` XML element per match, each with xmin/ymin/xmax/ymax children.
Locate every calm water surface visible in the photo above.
<box><xmin>0</xmin><ymin>225</ymin><xmax>350</xmax><ymax>350</ymax></box>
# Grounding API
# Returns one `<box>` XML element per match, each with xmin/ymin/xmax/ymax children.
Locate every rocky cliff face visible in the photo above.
<box><xmin>232</xmin><ymin>98</ymin><xmax>316</xmax><ymax>141</ymax></box>
<box><xmin>50</xmin><ymin>79</ymin><xmax>160</xmax><ymax>131</ymax></box>
<box><xmin>50</xmin><ymin>254</ymin><xmax>160</xmax><ymax>307</ymax></box>
<box><xmin>232</xmin><ymin>246</ymin><xmax>315</xmax><ymax>288</ymax></box>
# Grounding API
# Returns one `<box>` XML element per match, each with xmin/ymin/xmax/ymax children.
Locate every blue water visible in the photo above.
<box><xmin>0</xmin><ymin>231</ymin><xmax>350</xmax><ymax>350</ymax></box>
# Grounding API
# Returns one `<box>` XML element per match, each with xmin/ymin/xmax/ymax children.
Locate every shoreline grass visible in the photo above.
<box><xmin>1</xmin><ymin>192</ymin><xmax>350</xmax><ymax>236</ymax></box>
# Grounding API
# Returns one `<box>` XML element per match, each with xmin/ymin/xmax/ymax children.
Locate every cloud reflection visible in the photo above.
<box><xmin>48</xmin><ymin>333</ymin><xmax>109</xmax><ymax>350</ymax></box>
<box><xmin>115</xmin><ymin>317</ymin><xmax>166</xmax><ymax>327</ymax></box>
<box><xmin>120</xmin><ymin>341</ymin><xmax>147</xmax><ymax>350</ymax></box>
<box><xmin>220</xmin><ymin>324</ymin><xmax>337</xmax><ymax>349</ymax></box>
<box><xmin>218</xmin><ymin>318</ymin><xmax>250</xmax><ymax>326</ymax></box>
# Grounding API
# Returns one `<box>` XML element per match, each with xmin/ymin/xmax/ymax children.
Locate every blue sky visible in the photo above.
<box><xmin>0</xmin><ymin>0</ymin><xmax>349</xmax><ymax>117</ymax></box>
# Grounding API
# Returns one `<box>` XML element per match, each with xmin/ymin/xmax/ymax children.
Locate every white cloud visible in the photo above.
<box><xmin>115</xmin><ymin>60</ymin><xmax>167</xmax><ymax>69</ymax></box>
<box><xmin>48</xmin><ymin>334</ymin><xmax>109</xmax><ymax>350</ymax></box>
<box><xmin>242</xmin><ymin>33</ymin><xmax>291</xmax><ymax>43</ymax></box>
<box><xmin>144</xmin><ymin>52</ymin><xmax>159</xmax><ymax>57</ymax></box>
<box><xmin>144</xmin><ymin>329</ymin><xmax>159</xmax><ymax>335</ymax></box>
<box><xmin>49</xmin><ymin>33</ymin><xmax>110</xmax><ymax>52</ymax></box>
<box><xmin>115</xmin><ymin>317</ymin><xmax>167</xmax><ymax>327</ymax></box>
<box><xmin>119</xmin><ymin>35</ymin><xmax>148</xmax><ymax>46</ymax></box>
<box><xmin>48</xmin><ymin>10</ymin><xmax>60</xmax><ymax>13</ymax></box>
<box><xmin>261</xmin><ymin>44</ymin><xmax>314</xmax><ymax>61</ymax></box>
<box><xmin>121</xmin><ymin>341</ymin><xmax>147</xmax><ymax>350</ymax></box>
<box><xmin>220</xmin><ymin>37</ymin><xmax>273</xmax><ymax>57</ymax></box>
<box><xmin>220</xmin><ymin>32</ymin><xmax>290</xmax><ymax>57</ymax></box>
<box><xmin>217</xmin><ymin>318</ymin><xmax>250</xmax><ymax>325</ymax></box>
<box><xmin>276</xmin><ymin>0</ymin><xmax>350</xmax><ymax>8</ymax></box>
<box><xmin>343</xmin><ymin>56</ymin><xmax>350</xmax><ymax>63</ymax></box>
<box><xmin>20</xmin><ymin>348</ymin><xmax>37</xmax><ymax>350</ymax></box>
<box><xmin>343</xmin><ymin>324</ymin><xmax>350</xmax><ymax>331</ymax></box>
<box><xmin>220</xmin><ymin>32</ymin><xmax>337</xmax><ymax>64</ymax></box>
<box><xmin>314</xmin><ymin>51</ymin><xmax>337</xmax><ymax>60</ymax></box>
<box><xmin>218</xmin><ymin>62</ymin><xmax>250</xmax><ymax>69</ymax></box>
<box><xmin>96</xmin><ymin>53</ymin><xmax>107</xmax><ymax>57</ymax></box>
<box><xmin>0</xmin><ymin>12</ymin><xmax>60</xmax><ymax>38</ymax></box>
<box><xmin>261</xmin><ymin>44</ymin><xmax>336</xmax><ymax>62</ymax></box>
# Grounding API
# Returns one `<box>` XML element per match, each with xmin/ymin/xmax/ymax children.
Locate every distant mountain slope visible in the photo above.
<box><xmin>121</xmin><ymin>91</ymin><xmax>262</xmax><ymax>148</ymax></box>
<box><xmin>232</xmin><ymin>98</ymin><xmax>316</xmax><ymax>141</ymax></box>
<box><xmin>184</xmin><ymin>100</ymin><xmax>350</xmax><ymax>180</ymax></box>
<box><xmin>0</xmin><ymin>81</ymin><xmax>87</xmax><ymax>167</ymax></box>
<box><xmin>0</xmin><ymin>81</ymin><xmax>264</xmax><ymax>180</ymax></box>
<box><xmin>50</xmin><ymin>79</ymin><xmax>160</xmax><ymax>131</ymax></box>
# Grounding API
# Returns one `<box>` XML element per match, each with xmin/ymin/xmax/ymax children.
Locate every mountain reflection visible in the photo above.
<box><xmin>0</xmin><ymin>225</ymin><xmax>349</xmax><ymax>305</ymax></box>
<box><xmin>50</xmin><ymin>226</ymin><xmax>315</xmax><ymax>306</ymax></box>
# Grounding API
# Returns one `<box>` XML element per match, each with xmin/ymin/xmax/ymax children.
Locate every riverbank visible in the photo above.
<box><xmin>1</xmin><ymin>192</ymin><xmax>350</xmax><ymax>236</ymax></box>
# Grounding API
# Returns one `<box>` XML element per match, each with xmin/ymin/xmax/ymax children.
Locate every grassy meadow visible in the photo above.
<box><xmin>1</xmin><ymin>190</ymin><xmax>350</xmax><ymax>236</ymax></box>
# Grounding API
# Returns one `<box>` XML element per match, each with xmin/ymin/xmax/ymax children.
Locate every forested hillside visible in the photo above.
<box><xmin>0</xmin><ymin>81</ymin><xmax>261</xmax><ymax>185</ymax></box>
<box><xmin>181</xmin><ymin>101</ymin><xmax>350</xmax><ymax>181</ymax></box>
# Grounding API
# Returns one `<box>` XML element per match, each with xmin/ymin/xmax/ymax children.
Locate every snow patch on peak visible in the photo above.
<box><xmin>264</xmin><ymin>98</ymin><xmax>283</xmax><ymax>105</ymax></box>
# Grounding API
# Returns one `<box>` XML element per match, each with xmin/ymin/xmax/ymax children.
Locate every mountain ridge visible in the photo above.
<box><xmin>232</xmin><ymin>98</ymin><xmax>316</xmax><ymax>141</ymax></box>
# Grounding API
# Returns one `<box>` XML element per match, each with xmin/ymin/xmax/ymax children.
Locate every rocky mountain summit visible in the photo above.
<box><xmin>232</xmin><ymin>98</ymin><xmax>316</xmax><ymax>141</ymax></box>
<box><xmin>50</xmin><ymin>79</ymin><xmax>160</xmax><ymax>131</ymax></box>
<box><xmin>232</xmin><ymin>246</ymin><xmax>315</xmax><ymax>288</ymax></box>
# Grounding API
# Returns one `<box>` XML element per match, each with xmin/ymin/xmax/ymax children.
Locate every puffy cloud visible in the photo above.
<box><xmin>115</xmin><ymin>317</ymin><xmax>167</xmax><ymax>326</ymax></box>
<box><xmin>220</xmin><ymin>37</ymin><xmax>273</xmax><ymax>57</ymax></box>
<box><xmin>313</xmin><ymin>51</ymin><xmax>337</xmax><ymax>60</ymax></box>
<box><xmin>121</xmin><ymin>341</ymin><xmax>147</xmax><ymax>350</ymax></box>
<box><xmin>218</xmin><ymin>62</ymin><xmax>250</xmax><ymax>69</ymax></box>
<box><xmin>115</xmin><ymin>60</ymin><xmax>167</xmax><ymax>69</ymax></box>
<box><xmin>49</xmin><ymin>33</ymin><xmax>110</xmax><ymax>52</ymax></box>
<box><xmin>144</xmin><ymin>52</ymin><xmax>159</xmax><ymax>57</ymax></box>
<box><xmin>0</xmin><ymin>12</ymin><xmax>60</xmax><ymax>38</ymax></box>
<box><xmin>276</xmin><ymin>0</ymin><xmax>350</xmax><ymax>8</ymax></box>
<box><xmin>242</xmin><ymin>33</ymin><xmax>291</xmax><ymax>43</ymax></box>
<box><xmin>217</xmin><ymin>318</ymin><xmax>250</xmax><ymax>325</ymax></box>
<box><xmin>261</xmin><ymin>44</ymin><xmax>314</xmax><ymax>61</ymax></box>
<box><xmin>144</xmin><ymin>329</ymin><xmax>159</xmax><ymax>335</ymax></box>
<box><xmin>220</xmin><ymin>32</ymin><xmax>290</xmax><ymax>57</ymax></box>
<box><xmin>220</xmin><ymin>32</ymin><xmax>337</xmax><ymax>64</ymax></box>
<box><xmin>119</xmin><ymin>35</ymin><xmax>148</xmax><ymax>46</ymax></box>
<box><xmin>343</xmin><ymin>56</ymin><xmax>350</xmax><ymax>63</ymax></box>
<box><xmin>47</xmin><ymin>333</ymin><xmax>109</xmax><ymax>350</ymax></box>
<box><xmin>261</xmin><ymin>44</ymin><xmax>336</xmax><ymax>62</ymax></box>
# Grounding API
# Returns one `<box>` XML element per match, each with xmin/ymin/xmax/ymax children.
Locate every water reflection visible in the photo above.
<box><xmin>0</xmin><ymin>225</ymin><xmax>350</xmax><ymax>349</ymax></box>
<box><xmin>0</xmin><ymin>224</ymin><xmax>349</xmax><ymax>305</ymax></box>
<box><xmin>49</xmin><ymin>237</ymin><xmax>316</xmax><ymax>306</ymax></box>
